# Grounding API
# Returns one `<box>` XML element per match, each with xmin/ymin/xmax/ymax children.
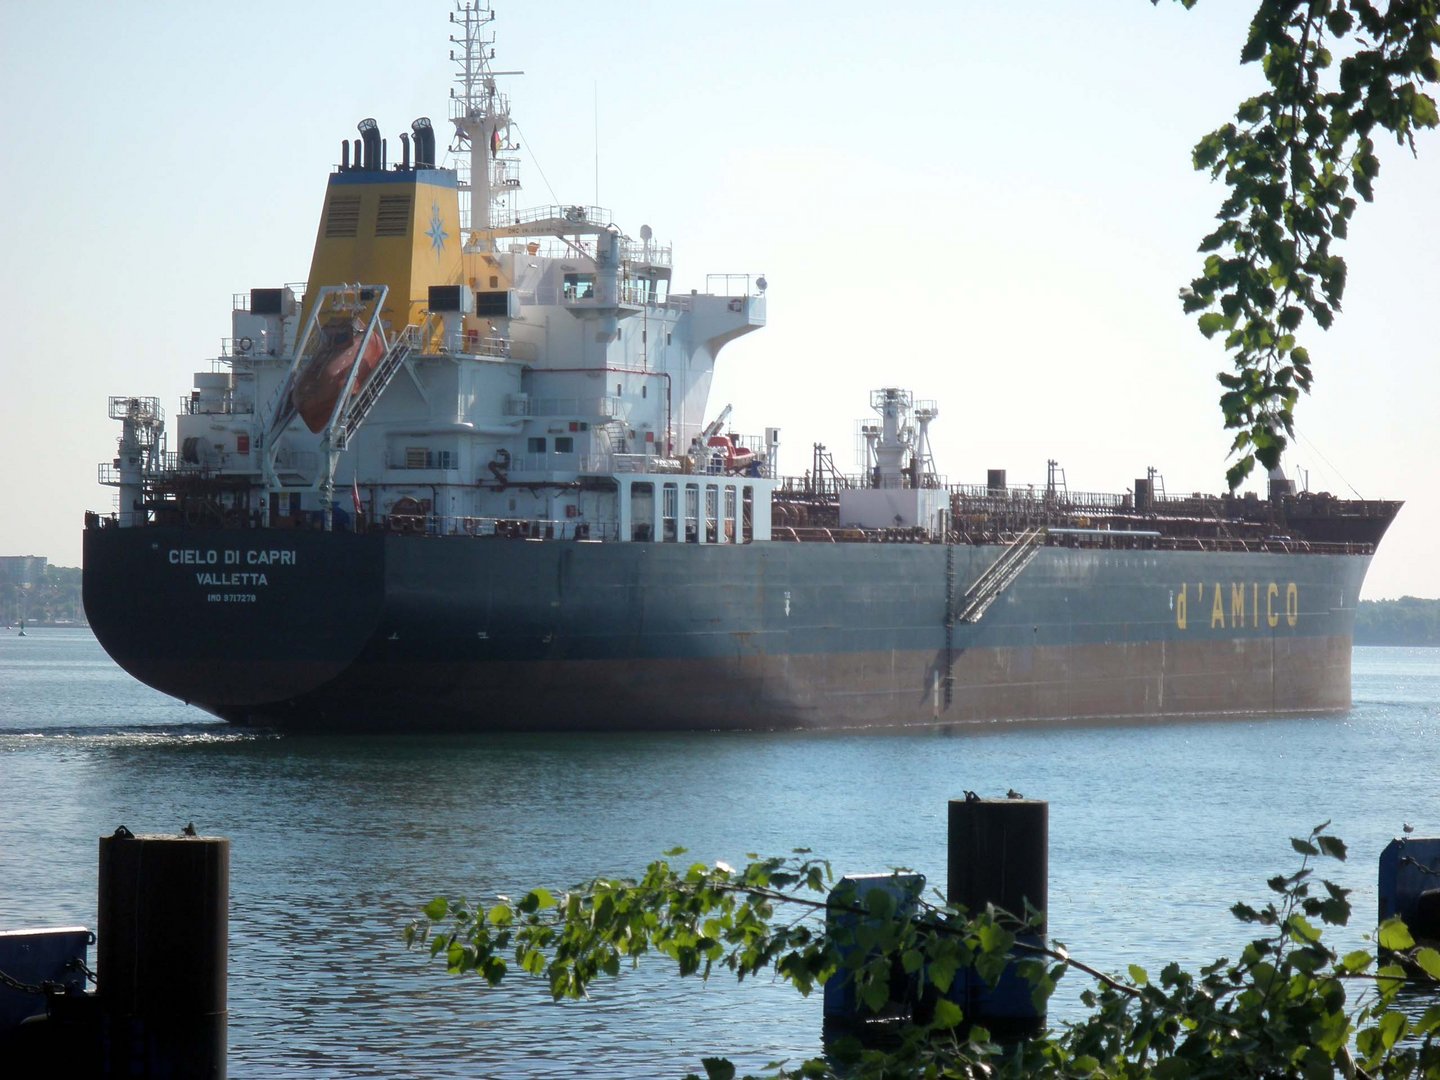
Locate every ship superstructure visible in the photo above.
<box><xmin>82</xmin><ymin>4</ymin><xmax>1400</xmax><ymax>733</ymax></box>
<box><xmin>136</xmin><ymin>1</ymin><xmax>768</xmax><ymax>553</ymax></box>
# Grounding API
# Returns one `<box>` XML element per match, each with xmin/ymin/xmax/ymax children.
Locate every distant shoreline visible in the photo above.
<box><xmin>1355</xmin><ymin>597</ymin><xmax>1440</xmax><ymax>647</ymax></box>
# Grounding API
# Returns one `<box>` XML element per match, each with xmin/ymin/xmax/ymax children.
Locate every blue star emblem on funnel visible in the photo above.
<box><xmin>426</xmin><ymin>201</ymin><xmax>449</xmax><ymax>253</ymax></box>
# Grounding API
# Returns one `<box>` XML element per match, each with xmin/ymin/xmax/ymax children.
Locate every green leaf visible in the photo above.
<box><xmin>1417</xmin><ymin>1004</ymin><xmax>1440</xmax><ymax>1036</ymax></box>
<box><xmin>858</xmin><ymin>971</ymin><xmax>890</xmax><ymax>1014</ymax></box>
<box><xmin>1315</xmin><ymin>835</ymin><xmax>1347</xmax><ymax>861</ymax></box>
<box><xmin>1379</xmin><ymin>918</ymin><xmax>1415</xmax><ymax>952</ymax></box>
<box><xmin>1311</xmin><ymin>1007</ymin><xmax>1351</xmax><ymax>1055</ymax></box>
<box><xmin>863</xmin><ymin>888</ymin><xmax>896</xmax><ymax>919</ymax></box>
<box><xmin>930</xmin><ymin>996</ymin><xmax>964</xmax><ymax>1031</ymax></box>
<box><xmin>1414</xmin><ymin>93</ymin><xmax>1439</xmax><ymax>129</ymax></box>
<box><xmin>1414</xmin><ymin>946</ymin><xmax>1440</xmax><ymax>980</ymax></box>
<box><xmin>1197</xmin><ymin>312</ymin><xmax>1227</xmax><ymax>338</ymax></box>
<box><xmin>423</xmin><ymin>897</ymin><xmax>449</xmax><ymax>921</ymax></box>
<box><xmin>1287</xmin><ymin>914</ymin><xmax>1322</xmax><ymax>943</ymax></box>
<box><xmin>1379</xmin><ymin>1009</ymin><xmax>1407</xmax><ymax>1051</ymax></box>
<box><xmin>487</xmin><ymin>902</ymin><xmax>513</xmax><ymax>927</ymax></box>
<box><xmin>1341</xmin><ymin>949</ymin><xmax>1372</xmax><ymax>974</ymax></box>
<box><xmin>1128</xmin><ymin>964</ymin><xmax>1149</xmax><ymax>986</ymax></box>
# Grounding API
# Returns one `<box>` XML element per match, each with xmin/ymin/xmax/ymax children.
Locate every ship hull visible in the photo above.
<box><xmin>83</xmin><ymin>526</ymin><xmax>1369</xmax><ymax>732</ymax></box>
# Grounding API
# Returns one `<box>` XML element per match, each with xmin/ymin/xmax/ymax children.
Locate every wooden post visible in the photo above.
<box><xmin>97</xmin><ymin>829</ymin><xmax>228</xmax><ymax>1077</ymax></box>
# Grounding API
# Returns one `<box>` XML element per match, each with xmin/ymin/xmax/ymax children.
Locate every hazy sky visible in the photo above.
<box><xmin>1</xmin><ymin>1</ymin><xmax>1434</xmax><ymax>599</ymax></box>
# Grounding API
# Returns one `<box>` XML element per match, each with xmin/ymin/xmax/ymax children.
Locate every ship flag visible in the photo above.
<box><xmin>351</xmin><ymin>478</ymin><xmax>362</xmax><ymax>517</ymax></box>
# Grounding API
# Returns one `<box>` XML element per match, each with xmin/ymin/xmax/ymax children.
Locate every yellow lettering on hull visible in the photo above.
<box><xmin>1171</xmin><ymin>581</ymin><xmax>1299</xmax><ymax>631</ymax></box>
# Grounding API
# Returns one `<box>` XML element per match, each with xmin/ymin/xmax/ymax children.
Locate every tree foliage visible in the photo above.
<box><xmin>409</xmin><ymin>825</ymin><xmax>1440</xmax><ymax>1078</ymax></box>
<box><xmin>0</xmin><ymin>564</ymin><xmax>83</xmax><ymax>625</ymax></box>
<box><xmin>1355</xmin><ymin>596</ymin><xmax>1440</xmax><ymax>645</ymax></box>
<box><xmin>1165</xmin><ymin>0</ymin><xmax>1440</xmax><ymax>488</ymax></box>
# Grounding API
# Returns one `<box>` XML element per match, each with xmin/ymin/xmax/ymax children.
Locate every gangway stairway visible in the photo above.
<box><xmin>955</xmin><ymin>527</ymin><xmax>1046</xmax><ymax>624</ymax></box>
<box><xmin>939</xmin><ymin>527</ymin><xmax>1046</xmax><ymax>709</ymax></box>
<box><xmin>334</xmin><ymin>326</ymin><xmax>418</xmax><ymax>449</ymax></box>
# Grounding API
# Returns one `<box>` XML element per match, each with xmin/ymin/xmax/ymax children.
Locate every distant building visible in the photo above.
<box><xmin>0</xmin><ymin>556</ymin><xmax>48</xmax><ymax>586</ymax></box>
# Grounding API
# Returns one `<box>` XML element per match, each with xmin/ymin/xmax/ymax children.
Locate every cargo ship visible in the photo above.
<box><xmin>82</xmin><ymin>3</ymin><xmax>1400</xmax><ymax>732</ymax></box>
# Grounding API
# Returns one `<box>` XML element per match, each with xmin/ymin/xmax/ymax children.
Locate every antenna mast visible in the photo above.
<box><xmin>448</xmin><ymin>1</ymin><xmax>522</xmax><ymax>244</ymax></box>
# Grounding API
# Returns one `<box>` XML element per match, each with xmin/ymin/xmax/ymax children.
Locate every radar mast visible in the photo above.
<box><xmin>448</xmin><ymin>1</ymin><xmax>522</xmax><ymax>245</ymax></box>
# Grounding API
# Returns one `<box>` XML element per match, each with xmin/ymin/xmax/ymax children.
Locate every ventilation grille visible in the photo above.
<box><xmin>375</xmin><ymin>195</ymin><xmax>412</xmax><ymax>237</ymax></box>
<box><xmin>324</xmin><ymin>195</ymin><xmax>361</xmax><ymax>238</ymax></box>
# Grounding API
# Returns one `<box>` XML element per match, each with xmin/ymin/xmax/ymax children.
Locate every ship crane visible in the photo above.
<box><xmin>700</xmin><ymin>404</ymin><xmax>733</xmax><ymax>442</ymax></box>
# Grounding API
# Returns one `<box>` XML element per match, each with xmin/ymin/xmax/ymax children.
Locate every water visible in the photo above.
<box><xmin>2</xmin><ymin>629</ymin><xmax>1438</xmax><ymax>1077</ymax></box>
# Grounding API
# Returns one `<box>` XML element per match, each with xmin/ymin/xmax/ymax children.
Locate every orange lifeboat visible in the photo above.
<box><xmin>293</xmin><ymin>318</ymin><xmax>387</xmax><ymax>433</ymax></box>
<box><xmin>706</xmin><ymin>434</ymin><xmax>757</xmax><ymax>474</ymax></box>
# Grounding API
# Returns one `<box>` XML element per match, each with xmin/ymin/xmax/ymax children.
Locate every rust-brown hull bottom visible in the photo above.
<box><xmin>232</xmin><ymin>635</ymin><xmax>1352</xmax><ymax>732</ymax></box>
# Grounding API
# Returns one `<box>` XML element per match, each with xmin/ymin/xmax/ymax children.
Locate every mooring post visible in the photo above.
<box><xmin>97</xmin><ymin>828</ymin><xmax>229</xmax><ymax>1078</ymax></box>
<box><xmin>1380</xmin><ymin>836</ymin><xmax>1440</xmax><ymax>945</ymax></box>
<box><xmin>821</xmin><ymin>872</ymin><xmax>927</xmax><ymax>1029</ymax></box>
<box><xmin>947</xmin><ymin>797</ymin><xmax>1048</xmax><ymax>1038</ymax></box>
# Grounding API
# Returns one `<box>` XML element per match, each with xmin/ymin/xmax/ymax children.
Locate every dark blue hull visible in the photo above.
<box><xmin>82</xmin><ymin>526</ymin><xmax>1371</xmax><ymax>731</ymax></box>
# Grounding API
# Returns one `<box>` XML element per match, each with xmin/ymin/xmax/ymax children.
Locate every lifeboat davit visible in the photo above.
<box><xmin>294</xmin><ymin>318</ymin><xmax>387</xmax><ymax>433</ymax></box>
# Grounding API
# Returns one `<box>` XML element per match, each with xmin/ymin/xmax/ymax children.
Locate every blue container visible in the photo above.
<box><xmin>822</xmin><ymin>872</ymin><xmax>926</xmax><ymax>1024</ymax></box>
<box><xmin>0</xmin><ymin>926</ymin><xmax>92</xmax><ymax>1032</ymax></box>
<box><xmin>1379</xmin><ymin>836</ymin><xmax>1440</xmax><ymax>941</ymax></box>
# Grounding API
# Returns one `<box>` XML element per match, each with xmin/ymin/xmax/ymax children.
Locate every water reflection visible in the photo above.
<box><xmin>3</xmin><ymin>633</ymin><xmax>1440</xmax><ymax>1075</ymax></box>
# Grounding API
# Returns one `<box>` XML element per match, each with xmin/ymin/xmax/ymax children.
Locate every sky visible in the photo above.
<box><xmin>0</xmin><ymin>1</ymin><xmax>1434</xmax><ymax>599</ymax></box>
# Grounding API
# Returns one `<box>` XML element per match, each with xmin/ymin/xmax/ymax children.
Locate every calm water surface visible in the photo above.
<box><xmin>2</xmin><ymin>629</ymin><xmax>1438</xmax><ymax>1077</ymax></box>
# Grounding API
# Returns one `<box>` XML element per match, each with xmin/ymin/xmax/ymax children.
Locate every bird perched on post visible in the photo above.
<box><xmin>182</xmin><ymin>821</ymin><xmax>197</xmax><ymax>836</ymax></box>
<box><xmin>1006</xmin><ymin>789</ymin><xmax>1024</xmax><ymax>800</ymax></box>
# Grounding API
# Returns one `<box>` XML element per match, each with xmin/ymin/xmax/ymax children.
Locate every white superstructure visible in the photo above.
<box><xmin>104</xmin><ymin>1</ymin><xmax>772</xmax><ymax>548</ymax></box>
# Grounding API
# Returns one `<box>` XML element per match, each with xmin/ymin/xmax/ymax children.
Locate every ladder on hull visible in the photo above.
<box><xmin>956</xmin><ymin>527</ymin><xmax>1046</xmax><ymax>624</ymax></box>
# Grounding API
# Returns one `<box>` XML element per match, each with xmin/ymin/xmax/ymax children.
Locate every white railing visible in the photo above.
<box><xmin>387</xmin><ymin>514</ymin><xmax>617</xmax><ymax>542</ymax></box>
<box><xmin>178</xmin><ymin>396</ymin><xmax>254</xmax><ymax>416</ymax></box>
<box><xmin>504</xmin><ymin>453</ymin><xmax>581</xmax><ymax>474</ymax></box>
<box><xmin>705</xmin><ymin>273</ymin><xmax>764</xmax><ymax>297</ymax></box>
<box><xmin>504</xmin><ymin>395</ymin><xmax>624</xmax><ymax>419</ymax></box>
<box><xmin>503</xmin><ymin>203</ymin><xmax>613</xmax><ymax>229</ymax></box>
<box><xmin>621</xmin><ymin>239</ymin><xmax>672</xmax><ymax>267</ymax></box>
